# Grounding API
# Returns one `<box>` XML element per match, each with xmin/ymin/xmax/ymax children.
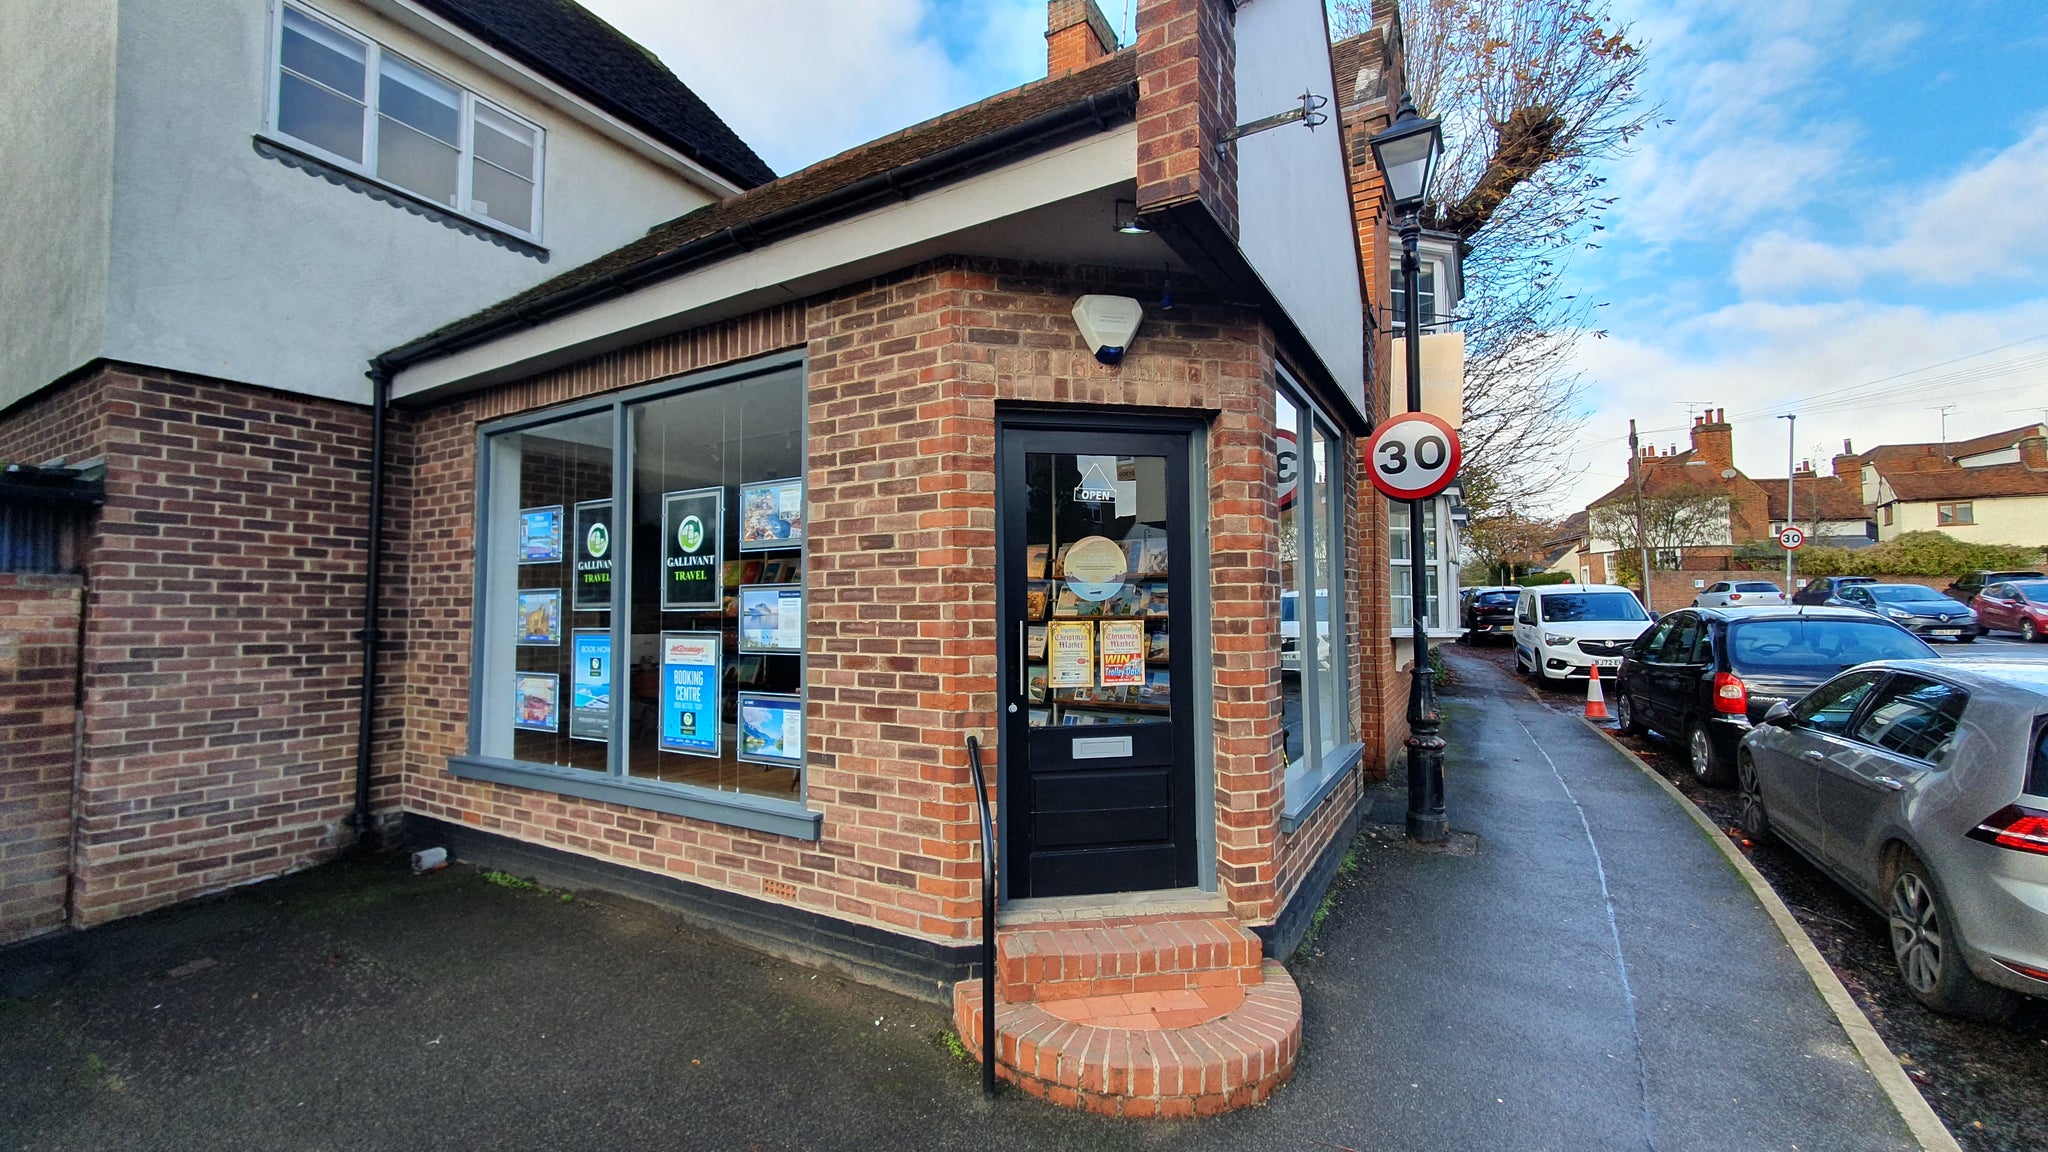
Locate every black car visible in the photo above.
<box><xmin>1790</xmin><ymin>575</ymin><xmax>1877</xmax><ymax>606</ymax></box>
<box><xmin>1838</xmin><ymin>582</ymin><xmax>1982</xmax><ymax>641</ymax></box>
<box><xmin>1613</xmin><ymin>605</ymin><xmax>1937</xmax><ymax>786</ymax></box>
<box><xmin>1946</xmin><ymin>568</ymin><xmax>2047</xmax><ymax>604</ymax></box>
<box><xmin>1459</xmin><ymin>586</ymin><xmax>1520</xmax><ymax>643</ymax></box>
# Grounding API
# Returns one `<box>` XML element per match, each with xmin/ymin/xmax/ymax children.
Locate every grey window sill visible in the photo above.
<box><xmin>1281</xmin><ymin>741</ymin><xmax>1364</xmax><ymax>834</ymax></box>
<box><xmin>447</xmin><ymin>755</ymin><xmax>822</xmax><ymax>840</ymax></box>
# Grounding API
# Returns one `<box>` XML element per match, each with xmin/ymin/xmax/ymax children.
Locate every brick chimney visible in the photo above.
<box><xmin>1047</xmin><ymin>0</ymin><xmax>1116</xmax><ymax>74</ymax></box>
<box><xmin>1831</xmin><ymin>438</ymin><xmax>1859</xmax><ymax>478</ymax></box>
<box><xmin>1688</xmin><ymin>407</ymin><xmax>1733</xmax><ymax>472</ymax></box>
<box><xmin>2021</xmin><ymin>434</ymin><xmax>2047</xmax><ymax>471</ymax></box>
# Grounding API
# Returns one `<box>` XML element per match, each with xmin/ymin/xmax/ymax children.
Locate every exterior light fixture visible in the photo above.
<box><xmin>1367</xmin><ymin>93</ymin><xmax>1443</xmax><ymax>214</ymax></box>
<box><xmin>1114</xmin><ymin>199</ymin><xmax>1149</xmax><ymax>235</ymax></box>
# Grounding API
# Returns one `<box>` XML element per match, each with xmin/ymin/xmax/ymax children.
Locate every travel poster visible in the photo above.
<box><xmin>736</xmin><ymin>692</ymin><xmax>803</xmax><ymax>768</ymax></box>
<box><xmin>660</xmin><ymin>488</ymin><xmax>723</xmax><ymax>611</ymax></box>
<box><xmin>739</xmin><ymin>584</ymin><xmax>804</xmax><ymax>653</ymax></box>
<box><xmin>572</xmin><ymin>500</ymin><xmax>612</xmax><ymax>612</ymax></box>
<box><xmin>513</xmin><ymin>672</ymin><xmax>559</xmax><ymax>732</ymax></box>
<box><xmin>515</xmin><ymin>588</ymin><xmax>562</xmax><ymax>646</ymax></box>
<box><xmin>569</xmin><ymin>629</ymin><xmax>611</xmax><ymax>742</ymax></box>
<box><xmin>738</xmin><ymin>477</ymin><xmax>805</xmax><ymax>551</ymax></box>
<box><xmin>1047</xmin><ymin>621</ymin><xmax>1093</xmax><ymax>689</ymax></box>
<box><xmin>1099</xmin><ymin>619</ymin><xmax>1145</xmax><ymax>687</ymax></box>
<box><xmin>659</xmin><ymin>631</ymin><xmax>720</xmax><ymax>757</ymax></box>
<box><xmin>518</xmin><ymin>504</ymin><xmax>564</xmax><ymax>564</ymax></box>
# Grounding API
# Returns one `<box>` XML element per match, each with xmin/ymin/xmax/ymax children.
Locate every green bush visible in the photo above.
<box><xmin>1789</xmin><ymin>531</ymin><xmax>2046</xmax><ymax>578</ymax></box>
<box><xmin>1517</xmin><ymin>571</ymin><xmax>1574</xmax><ymax>586</ymax></box>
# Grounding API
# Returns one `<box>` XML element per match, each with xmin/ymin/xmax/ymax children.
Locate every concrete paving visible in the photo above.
<box><xmin>0</xmin><ymin>649</ymin><xmax>1925</xmax><ymax>1151</ymax></box>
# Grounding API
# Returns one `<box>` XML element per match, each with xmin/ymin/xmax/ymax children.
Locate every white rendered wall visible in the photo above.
<box><xmin>1232</xmin><ymin>0</ymin><xmax>1367</xmax><ymax>419</ymax></box>
<box><xmin>0</xmin><ymin>0</ymin><xmax>118</xmax><ymax>406</ymax></box>
<box><xmin>81</xmin><ymin>0</ymin><xmax>720</xmax><ymax>410</ymax></box>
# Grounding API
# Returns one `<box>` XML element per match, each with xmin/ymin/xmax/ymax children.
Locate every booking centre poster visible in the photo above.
<box><xmin>661</xmin><ymin>488</ymin><xmax>723</xmax><ymax>611</ymax></box>
<box><xmin>659</xmin><ymin>631</ymin><xmax>721</xmax><ymax>757</ymax></box>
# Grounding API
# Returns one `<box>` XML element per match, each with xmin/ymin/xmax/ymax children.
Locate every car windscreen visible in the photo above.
<box><xmin>1539</xmin><ymin>592</ymin><xmax>1648</xmax><ymax>623</ymax></box>
<box><xmin>1735</xmin><ymin>582</ymin><xmax>1779</xmax><ymax>593</ymax></box>
<box><xmin>1727</xmin><ymin>618</ymin><xmax>1936</xmax><ymax>673</ymax></box>
<box><xmin>1870</xmin><ymin>585</ymin><xmax>1946</xmax><ymax>603</ymax></box>
<box><xmin>1477</xmin><ymin>592</ymin><xmax>1517</xmax><ymax>606</ymax></box>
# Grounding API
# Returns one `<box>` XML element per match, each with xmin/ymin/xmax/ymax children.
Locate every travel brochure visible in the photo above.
<box><xmin>724</xmin><ymin>558</ymin><xmax>800</xmax><ymax>587</ymax></box>
<box><xmin>1047</xmin><ymin>581</ymin><xmax>1166</xmax><ymax>620</ymax></box>
<box><xmin>739</xmin><ymin>584</ymin><xmax>804</xmax><ymax>653</ymax></box>
<box><xmin>738</xmin><ymin>477</ymin><xmax>804</xmax><ymax>551</ymax></box>
<box><xmin>513</xmin><ymin>671</ymin><xmax>558</xmax><ymax>732</ymax></box>
<box><xmin>517</xmin><ymin>504</ymin><xmax>563</xmax><ymax>564</ymax></box>
<box><xmin>569</xmin><ymin>629</ymin><xmax>611</xmax><ymax>742</ymax></box>
<box><xmin>515</xmin><ymin>588</ymin><xmax>561</xmax><ymax>646</ymax></box>
<box><xmin>737</xmin><ymin>692</ymin><xmax>802</xmax><ymax>767</ymax></box>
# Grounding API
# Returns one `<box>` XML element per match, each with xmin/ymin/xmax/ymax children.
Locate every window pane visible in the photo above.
<box><xmin>279</xmin><ymin>72</ymin><xmax>365</xmax><ymax>161</ymax></box>
<box><xmin>1276</xmin><ymin>391</ymin><xmax>1305</xmax><ymax>765</ymax></box>
<box><xmin>628</xmin><ymin>372</ymin><xmax>806</xmax><ymax>800</ymax></box>
<box><xmin>377</xmin><ymin>58</ymin><xmax>460</xmax><ymax>205</ymax></box>
<box><xmin>1792</xmin><ymin>671</ymin><xmax>1881</xmax><ymax>735</ymax></box>
<box><xmin>1389</xmin><ymin>502</ymin><xmax>1411</xmax><ymax>629</ymax></box>
<box><xmin>472</xmin><ymin>160</ymin><xmax>534</xmax><ymax>231</ymax></box>
<box><xmin>473</xmin><ymin>105</ymin><xmax>535</xmax><ymax>176</ymax></box>
<box><xmin>1311</xmin><ymin>426</ymin><xmax>1346</xmax><ymax>754</ymax></box>
<box><xmin>281</xmin><ymin>8</ymin><xmax>365</xmax><ymax>98</ymax></box>
<box><xmin>479</xmin><ymin>413</ymin><xmax>613</xmax><ymax>771</ymax></box>
<box><xmin>1852</xmin><ymin>676</ymin><xmax>1966</xmax><ymax>764</ymax></box>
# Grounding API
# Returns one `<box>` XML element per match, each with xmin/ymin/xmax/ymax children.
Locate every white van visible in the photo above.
<box><xmin>1513</xmin><ymin>583</ymin><xmax>1655</xmax><ymax>684</ymax></box>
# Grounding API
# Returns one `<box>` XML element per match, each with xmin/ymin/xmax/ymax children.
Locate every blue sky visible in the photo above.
<box><xmin>580</xmin><ymin>1</ymin><xmax>2048</xmax><ymax>514</ymax></box>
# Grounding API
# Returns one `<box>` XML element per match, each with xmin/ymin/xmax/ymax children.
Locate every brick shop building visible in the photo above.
<box><xmin>4</xmin><ymin>0</ymin><xmax>1433</xmax><ymax>1117</ymax></box>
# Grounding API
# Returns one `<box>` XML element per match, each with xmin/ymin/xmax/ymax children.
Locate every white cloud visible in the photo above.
<box><xmin>1552</xmin><ymin>298</ymin><xmax>2048</xmax><ymax>513</ymax></box>
<box><xmin>1732</xmin><ymin>116</ymin><xmax>2048</xmax><ymax>295</ymax></box>
<box><xmin>577</xmin><ymin>0</ymin><xmax>1046</xmax><ymax>177</ymax></box>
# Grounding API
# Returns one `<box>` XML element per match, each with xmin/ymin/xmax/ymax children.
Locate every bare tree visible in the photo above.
<box><xmin>1332</xmin><ymin>0</ymin><xmax>1660</xmax><ymax>512</ymax></box>
<box><xmin>1587</xmin><ymin>486</ymin><xmax>1727</xmax><ymax>586</ymax></box>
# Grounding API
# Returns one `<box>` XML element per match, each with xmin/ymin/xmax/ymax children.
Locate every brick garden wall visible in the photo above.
<box><xmin>0</xmin><ymin>364</ymin><xmax>376</xmax><ymax>927</ymax></box>
<box><xmin>0</xmin><ymin>574</ymin><xmax>83</xmax><ymax>944</ymax></box>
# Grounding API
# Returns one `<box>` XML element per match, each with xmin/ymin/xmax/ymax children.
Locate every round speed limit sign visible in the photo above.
<box><xmin>1367</xmin><ymin>412</ymin><xmax>1462</xmax><ymax>500</ymax></box>
<box><xmin>1777</xmin><ymin>526</ymin><xmax>1806</xmax><ymax>550</ymax></box>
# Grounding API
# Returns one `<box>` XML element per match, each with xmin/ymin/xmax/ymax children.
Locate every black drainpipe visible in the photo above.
<box><xmin>351</xmin><ymin>363</ymin><xmax>390</xmax><ymax>851</ymax></box>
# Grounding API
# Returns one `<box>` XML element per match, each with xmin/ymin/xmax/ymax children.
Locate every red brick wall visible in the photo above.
<box><xmin>0</xmin><ymin>364</ymin><xmax>376</xmax><ymax>926</ymax></box>
<box><xmin>0</xmin><ymin>574</ymin><xmax>82</xmax><ymax>944</ymax></box>
<box><xmin>1135</xmin><ymin>0</ymin><xmax>1239</xmax><ymax>237</ymax></box>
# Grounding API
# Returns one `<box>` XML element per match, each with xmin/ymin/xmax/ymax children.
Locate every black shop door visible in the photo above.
<box><xmin>997</xmin><ymin>415</ymin><xmax>1198</xmax><ymax>899</ymax></box>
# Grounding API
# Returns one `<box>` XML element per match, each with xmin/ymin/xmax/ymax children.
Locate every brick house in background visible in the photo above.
<box><xmin>3</xmin><ymin>0</ymin><xmax>1428</xmax><ymax>1119</ymax></box>
<box><xmin>1581</xmin><ymin>409</ymin><xmax>1774</xmax><ymax>581</ymax></box>
<box><xmin>1850</xmin><ymin>423</ymin><xmax>2048</xmax><ymax>545</ymax></box>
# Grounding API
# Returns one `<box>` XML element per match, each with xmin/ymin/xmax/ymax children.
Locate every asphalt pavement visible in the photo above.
<box><xmin>0</xmin><ymin>651</ymin><xmax>1932</xmax><ymax>1151</ymax></box>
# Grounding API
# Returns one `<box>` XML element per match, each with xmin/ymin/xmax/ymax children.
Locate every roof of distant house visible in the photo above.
<box><xmin>1764</xmin><ymin>474</ymin><xmax>1868</xmax><ymax>522</ymax></box>
<box><xmin>1861</xmin><ymin>424</ymin><xmax>2045</xmax><ymax>477</ymax></box>
<box><xmin>1884</xmin><ymin>463</ymin><xmax>2048</xmax><ymax>503</ymax></box>
<box><xmin>387</xmin><ymin>51</ymin><xmax>1141</xmax><ymax>363</ymax></box>
<box><xmin>1586</xmin><ymin>454</ymin><xmax>1748</xmax><ymax>508</ymax></box>
<box><xmin>414</xmin><ymin>0</ymin><xmax>774</xmax><ymax>189</ymax></box>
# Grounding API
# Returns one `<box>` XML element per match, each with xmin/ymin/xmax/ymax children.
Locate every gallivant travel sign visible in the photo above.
<box><xmin>661</xmin><ymin>488</ymin><xmax>722</xmax><ymax>611</ymax></box>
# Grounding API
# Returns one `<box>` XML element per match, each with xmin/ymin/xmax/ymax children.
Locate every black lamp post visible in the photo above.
<box><xmin>1369</xmin><ymin>93</ymin><xmax>1448</xmax><ymax>843</ymax></box>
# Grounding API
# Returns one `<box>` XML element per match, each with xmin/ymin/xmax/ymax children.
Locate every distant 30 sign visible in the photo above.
<box><xmin>1777</xmin><ymin>526</ymin><xmax>1807</xmax><ymax>550</ymax></box>
<box><xmin>1367</xmin><ymin>413</ymin><xmax>1462</xmax><ymax>500</ymax></box>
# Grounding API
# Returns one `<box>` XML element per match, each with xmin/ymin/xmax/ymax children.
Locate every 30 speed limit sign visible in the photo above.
<box><xmin>1777</xmin><ymin>526</ymin><xmax>1806</xmax><ymax>550</ymax></box>
<box><xmin>1367</xmin><ymin>412</ymin><xmax>1462</xmax><ymax>500</ymax></box>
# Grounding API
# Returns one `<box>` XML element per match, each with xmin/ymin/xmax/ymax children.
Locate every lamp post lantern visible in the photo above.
<box><xmin>1369</xmin><ymin>93</ymin><xmax>1448</xmax><ymax>844</ymax></box>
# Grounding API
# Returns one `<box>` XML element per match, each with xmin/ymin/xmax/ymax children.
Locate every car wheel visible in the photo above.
<box><xmin>1615</xmin><ymin>689</ymin><xmax>1643</xmax><ymax>735</ymax></box>
<box><xmin>1887</xmin><ymin>851</ymin><xmax>2018</xmax><ymax>1021</ymax></box>
<box><xmin>2023</xmin><ymin>620</ymin><xmax>2041</xmax><ymax>643</ymax></box>
<box><xmin>1736</xmin><ymin>750</ymin><xmax>1770</xmax><ymax>842</ymax></box>
<box><xmin>1688</xmin><ymin>720</ymin><xmax>1732</xmax><ymax>788</ymax></box>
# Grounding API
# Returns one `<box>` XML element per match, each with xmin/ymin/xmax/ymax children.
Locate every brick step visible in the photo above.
<box><xmin>995</xmin><ymin>914</ymin><xmax>1263</xmax><ymax>1003</ymax></box>
<box><xmin>953</xmin><ymin>959</ymin><xmax>1303</xmax><ymax>1118</ymax></box>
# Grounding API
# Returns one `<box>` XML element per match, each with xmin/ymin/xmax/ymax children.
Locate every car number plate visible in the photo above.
<box><xmin>1930</xmin><ymin>629</ymin><xmax>1959</xmax><ymax>637</ymax></box>
<box><xmin>1595</xmin><ymin>658</ymin><xmax>1621</xmax><ymax>668</ymax></box>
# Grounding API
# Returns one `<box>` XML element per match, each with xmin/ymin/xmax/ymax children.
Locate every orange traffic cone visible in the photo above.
<box><xmin>1584</xmin><ymin>663</ymin><xmax>1610</xmax><ymax>721</ymax></box>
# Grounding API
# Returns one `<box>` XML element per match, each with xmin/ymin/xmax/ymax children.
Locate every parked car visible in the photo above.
<box><xmin>1739</xmin><ymin>660</ymin><xmax>2048</xmax><ymax>1018</ymax></box>
<box><xmin>1512</xmin><ymin>583</ymin><xmax>1654</xmax><ymax>685</ymax></box>
<box><xmin>1972</xmin><ymin>579</ymin><xmax>2048</xmax><ymax>642</ymax></box>
<box><xmin>1946</xmin><ymin>569</ymin><xmax>2047</xmax><ymax>605</ymax></box>
<box><xmin>1613</xmin><ymin>606</ymin><xmax>1937</xmax><ymax>786</ymax></box>
<box><xmin>1838</xmin><ymin>583</ymin><xmax>1981</xmax><ymax>642</ymax></box>
<box><xmin>1792</xmin><ymin>575</ymin><xmax>1878</xmax><ymax>606</ymax></box>
<box><xmin>1459</xmin><ymin>586</ymin><xmax>1520</xmax><ymax>643</ymax></box>
<box><xmin>1693</xmin><ymin>579</ymin><xmax>1786</xmax><ymax>608</ymax></box>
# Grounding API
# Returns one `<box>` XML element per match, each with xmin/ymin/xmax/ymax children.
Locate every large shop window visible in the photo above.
<box><xmin>1276</xmin><ymin>383</ymin><xmax>1358</xmax><ymax>831</ymax></box>
<box><xmin>462</xmin><ymin>360</ymin><xmax>818</xmax><ymax>840</ymax></box>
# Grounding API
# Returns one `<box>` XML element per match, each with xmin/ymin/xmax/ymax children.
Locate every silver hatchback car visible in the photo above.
<box><xmin>1738</xmin><ymin>660</ymin><xmax>2048</xmax><ymax>1018</ymax></box>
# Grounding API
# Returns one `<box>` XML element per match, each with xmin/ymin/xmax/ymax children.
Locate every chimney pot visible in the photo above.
<box><xmin>1843</xmin><ymin>438</ymin><xmax>1853</xmax><ymax>454</ymax></box>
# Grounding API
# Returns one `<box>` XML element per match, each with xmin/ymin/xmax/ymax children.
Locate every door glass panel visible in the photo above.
<box><xmin>1022</xmin><ymin>452</ymin><xmax>1171</xmax><ymax>729</ymax></box>
<box><xmin>1792</xmin><ymin>671</ymin><xmax>1883</xmax><ymax>735</ymax></box>
<box><xmin>1850</xmin><ymin>676</ymin><xmax>1966</xmax><ymax>765</ymax></box>
<box><xmin>1310</xmin><ymin>425</ymin><xmax>1344</xmax><ymax>755</ymax></box>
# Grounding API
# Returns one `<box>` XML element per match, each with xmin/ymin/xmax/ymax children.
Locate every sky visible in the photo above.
<box><xmin>577</xmin><ymin>1</ymin><xmax>2048</xmax><ymax>517</ymax></box>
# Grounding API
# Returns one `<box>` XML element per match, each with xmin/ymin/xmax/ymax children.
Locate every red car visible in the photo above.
<box><xmin>1972</xmin><ymin>579</ymin><xmax>2048</xmax><ymax>642</ymax></box>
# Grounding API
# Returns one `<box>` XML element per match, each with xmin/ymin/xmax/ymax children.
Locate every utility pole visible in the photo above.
<box><xmin>1780</xmin><ymin>414</ymin><xmax>1796</xmax><ymax>593</ymax></box>
<box><xmin>1628</xmin><ymin>420</ymin><xmax>1653</xmax><ymax>608</ymax></box>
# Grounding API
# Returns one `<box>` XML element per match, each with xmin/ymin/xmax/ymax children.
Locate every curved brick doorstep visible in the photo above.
<box><xmin>953</xmin><ymin>959</ymin><xmax>1304</xmax><ymax>1118</ymax></box>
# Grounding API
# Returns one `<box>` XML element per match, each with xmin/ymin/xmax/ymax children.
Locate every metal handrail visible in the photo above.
<box><xmin>966</xmin><ymin>735</ymin><xmax>996</xmax><ymax>1098</ymax></box>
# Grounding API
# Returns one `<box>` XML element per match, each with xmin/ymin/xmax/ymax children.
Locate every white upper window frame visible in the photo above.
<box><xmin>263</xmin><ymin>1</ymin><xmax>546</xmax><ymax>242</ymax></box>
